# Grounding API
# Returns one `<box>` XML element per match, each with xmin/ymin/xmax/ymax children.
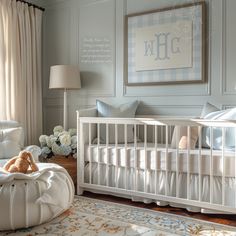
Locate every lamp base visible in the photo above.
<box><xmin>63</xmin><ymin>89</ymin><xmax>68</xmax><ymax>131</ymax></box>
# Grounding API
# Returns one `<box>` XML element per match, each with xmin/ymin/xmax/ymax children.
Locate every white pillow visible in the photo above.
<box><xmin>201</xmin><ymin>102</ymin><xmax>220</xmax><ymax>148</ymax></box>
<box><xmin>171</xmin><ymin>102</ymin><xmax>219</xmax><ymax>149</ymax></box>
<box><xmin>203</xmin><ymin>108</ymin><xmax>236</xmax><ymax>150</ymax></box>
<box><xmin>200</xmin><ymin>102</ymin><xmax>219</xmax><ymax>118</ymax></box>
<box><xmin>96</xmin><ymin>100</ymin><xmax>139</xmax><ymax>143</ymax></box>
<box><xmin>0</xmin><ymin>127</ymin><xmax>24</xmax><ymax>159</ymax></box>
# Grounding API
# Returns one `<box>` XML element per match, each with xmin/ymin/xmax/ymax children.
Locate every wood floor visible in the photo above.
<box><xmin>82</xmin><ymin>191</ymin><xmax>236</xmax><ymax>227</ymax></box>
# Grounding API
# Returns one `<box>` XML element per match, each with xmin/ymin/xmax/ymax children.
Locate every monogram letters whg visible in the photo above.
<box><xmin>135</xmin><ymin>21</ymin><xmax>192</xmax><ymax>71</ymax></box>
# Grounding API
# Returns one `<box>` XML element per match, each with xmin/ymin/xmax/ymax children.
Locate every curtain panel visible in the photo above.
<box><xmin>0</xmin><ymin>0</ymin><xmax>43</xmax><ymax>145</ymax></box>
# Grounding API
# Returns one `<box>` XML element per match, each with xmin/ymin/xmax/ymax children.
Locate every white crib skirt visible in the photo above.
<box><xmin>84</xmin><ymin>163</ymin><xmax>236</xmax><ymax>211</ymax></box>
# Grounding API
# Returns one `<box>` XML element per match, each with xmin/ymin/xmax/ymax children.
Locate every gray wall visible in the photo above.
<box><xmin>35</xmin><ymin>0</ymin><xmax>236</xmax><ymax>133</ymax></box>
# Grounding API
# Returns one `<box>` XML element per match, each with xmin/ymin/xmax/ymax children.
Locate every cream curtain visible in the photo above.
<box><xmin>0</xmin><ymin>0</ymin><xmax>43</xmax><ymax>145</ymax></box>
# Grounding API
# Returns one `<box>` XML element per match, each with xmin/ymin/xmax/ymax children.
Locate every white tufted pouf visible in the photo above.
<box><xmin>0</xmin><ymin>163</ymin><xmax>74</xmax><ymax>230</ymax></box>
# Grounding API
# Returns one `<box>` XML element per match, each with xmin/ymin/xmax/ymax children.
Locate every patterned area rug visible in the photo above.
<box><xmin>1</xmin><ymin>196</ymin><xmax>236</xmax><ymax>236</ymax></box>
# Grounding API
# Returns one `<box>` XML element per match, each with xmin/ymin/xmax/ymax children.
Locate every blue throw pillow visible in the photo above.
<box><xmin>200</xmin><ymin>102</ymin><xmax>220</xmax><ymax>148</ymax></box>
<box><xmin>203</xmin><ymin>108</ymin><xmax>236</xmax><ymax>150</ymax></box>
<box><xmin>96</xmin><ymin>100</ymin><xmax>139</xmax><ymax>143</ymax></box>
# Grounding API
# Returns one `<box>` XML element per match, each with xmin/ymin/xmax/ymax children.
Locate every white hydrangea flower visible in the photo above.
<box><xmin>39</xmin><ymin>135</ymin><xmax>48</xmax><ymax>146</ymax></box>
<box><xmin>54</xmin><ymin>131</ymin><xmax>60</xmax><ymax>137</ymax></box>
<box><xmin>59</xmin><ymin>131</ymin><xmax>70</xmax><ymax>136</ymax></box>
<box><xmin>40</xmin><ymin>125</ymin><xmax>77</xmax><ymax>157</ymax></box>
<box><xmin>46</xmin><ymin>135</ymin><xmax>57</xmax><ymax>148</ymax></box>
<box><xmin>70</xmin><ymin>136</ymin><xmax>77</xmax><ymax>149</ymax></box>
<box><xmin>52</xmin><ymin>142</ymin><xmax>72</xmax><ymax>156</ymax></box>
<box><xmin>61</xmin><ymin>145</ymin><xmax>72</xmax><ymax>156</ymax></box>
<box><xmin>59</xmin><ymin>133</ymin><xmax>71</xmax><ymax>146</ymax></box>
<box><xmin>53</xmin><ymin>125</ymin><xmax>64</xmax><ymax>135</ymax></box>
<box><xmin>68</xmin><ymin>128</ymin><xmax>76</xmax><ymax>136</ymax></box>
<box><xmin>51</xmin><ymin>142</ymin><xmax>62</xmax><ymax>155</ymax></box>
<box><xmin>71</xmin><ymin>136</ymin><xmax>77</xmax><ymax>144</ymax></box>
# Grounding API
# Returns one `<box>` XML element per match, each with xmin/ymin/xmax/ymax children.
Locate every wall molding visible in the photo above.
<box><xmin>221</xmin><ymin>0</ymin><xmax>227</xmax><ymax>95</ymax></box>
<box><xmin>136</xmin><ymin>104</ymin><xmax>202</xmax><ymax>116</ymax></box>
<box><xmin>222</xmin><ymin>104</ymin><xmax>236</xmax><ymax>109</ymax></box>
<box><xmin>44</xmin><ymin>0</ymin><xmax>117</xmax><ymax>99</ymax></box>
<box><xmin>78</xmin><ymin>0</ymin><xmax>117</xmax><ymax>98</ymax></box>
<box><xmin>221</xmin><ymin>0</ymin><xmax>236</xmax><ymax>95</ymax></box>
<box><xmin>123</xmin><ymin>85</ymin><xmax>210</xmax><ymax>98</ymax></box>
<box><xmin>207</xmin><ymin>0</ymin><xmax>212</xmax><ymax>96</ymax></box>
<box><xmin>44</xmin><ymin>97</ymin><xmax>203</xmax><ymax>113</ymax></box>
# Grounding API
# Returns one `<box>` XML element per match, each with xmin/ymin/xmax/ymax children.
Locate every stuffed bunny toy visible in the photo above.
<box><xmin>3</xmin><ymin>150</ymin><xmax>39</xmax><ymax>174</ymax></box>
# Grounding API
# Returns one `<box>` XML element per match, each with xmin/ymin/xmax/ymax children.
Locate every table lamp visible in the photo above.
<box><xmin>49</xmin><ymin>65</ymin><xmax>81</xmax><ymax>131</ymax></box>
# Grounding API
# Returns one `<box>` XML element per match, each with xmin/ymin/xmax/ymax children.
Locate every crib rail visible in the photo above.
<box><xmin>77</xmin><ymin>113</ymin><xmax>236</xmax><ymax>213</ymax></box>
<box><xmin>80</xmin><ymin>116</ymin><xmax>236</xmax><ymax>127</ymax></box>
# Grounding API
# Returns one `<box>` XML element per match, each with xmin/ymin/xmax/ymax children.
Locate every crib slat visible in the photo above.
<box><xmin>97</xmin><ymin>124</ymin><xmax>101</xmax><ymax>185</ymax></box>
<box><xmin>144</xmin><ymin>124</ymin><xmax>147</xmax><ymax>193</ymax></box>
<box><xmin>210</xmin><ymin>127</ymin><xmax>213</xmax><ymax>204</ymax></box>
<box><xmin>79</xmin><ymin>122</ymin><xmax>85</xmax><ymax>187</ymax></box>
<box><xmin>161</xmin><ymin>127</ymin><xmax>164</xmax><ymax>144</ymax></box>
<box><xmin>155</xmin><ymin>125</ymin><xmax>158</xmax><ymax>195</ymax></box>
<box><xmin>115</xmin><ymin>124</ymin><xmax>118</xmax><ymax>188</ymax></box>
<box><xmin>176</xmin><ymin>126</ymin><xmax>180</xmax><ymax>198</ymax></box>
<box><xmin>165</xmin><ymin>125</ymin><xmax>168</xmax><ymax>196</ymax></box>
<box><xmin>235</xmin><ymin>128</ymin><xmax>236</xmax><ymax>208</ymax></box>
<box><xmin>169</xmin><ymin>127</ymin><xmax>172</xmax><ymax>144</ymax></box>
<box><xmin>222</xmin><ymin>127</ymin><xmax>225</xmax><ymax>206</ymax></box>
<box><xmin>106</xmin><ymin>123</ymin><xmax>109</xmax><ymax>187</ymax></box>
<box><xmin>137</xmin><ymin>124</ymin><xmax>140</xmax><ymax>139</ymax></box>
<box><xmin>89</xmin><ymin>123</ymin><xmax>92</xmax><ymax>184</ymax></box>
<box><xmin>187</xmin><ymin>126</ymin><xmax>190</xmax><ymax>200</ymax></box>
<box><xmin>134</xmin><ymin>124</ymin><xmax>138</xmax><ymax>191</ymax></box>
<box><xmin>198</xmin><ymin>126</ymin><xmax>202</xmax><ymax>202</ymax></box>
<box><xmin>124</xmin><ymin>124</ymin><xmax>128</xmax><ymax>190</ymax></box>
<box><xmin>152</xmin><ymin>126</ymin><xmax>155</xmax><ymax>143</ymax></box>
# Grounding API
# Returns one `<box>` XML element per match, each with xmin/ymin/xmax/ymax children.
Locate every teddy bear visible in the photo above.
<box><xmin>3</xmin><ymin>150</ymin><xmax>39</xmax><ymax>174</ymax></box>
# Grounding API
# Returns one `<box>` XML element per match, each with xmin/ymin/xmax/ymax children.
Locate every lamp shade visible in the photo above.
<box><xmin>49</xmin><ymin>65</ymin><xmax>81</xmax><ymax>89</ymax></box>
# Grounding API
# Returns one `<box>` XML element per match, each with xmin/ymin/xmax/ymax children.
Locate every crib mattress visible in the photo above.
<box><xmin>84</xmin><ymin>143</ymin><xmax>236</xmax><ymax>177</ymax></box>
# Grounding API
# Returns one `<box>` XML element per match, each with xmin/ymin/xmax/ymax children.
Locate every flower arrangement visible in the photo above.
<box><xmin>39</xmin><ymin>125</ymin><xmax>77</xmax><ymax>158</ymax></box>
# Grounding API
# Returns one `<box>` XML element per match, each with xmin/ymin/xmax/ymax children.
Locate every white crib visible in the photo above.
<box><xmin>77</xmin><ymin>108</ymin><xmax>236</xmax><ymax>214</ymax></box>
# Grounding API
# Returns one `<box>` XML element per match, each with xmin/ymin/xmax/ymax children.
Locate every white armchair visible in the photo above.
<box><xmin>0</xmin><ymin>120</ymin><xmax>41</xmax><ymax>167</ymax></box>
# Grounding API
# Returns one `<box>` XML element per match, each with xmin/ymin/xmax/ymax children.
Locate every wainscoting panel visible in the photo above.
<box><xmin>222</xmin><ymin>0</ymin><xmax>236</xmax><ymax>95</ymax></box>
<box><xmin>78</xmin><ymin>0</ymin><xmax>116</xmax><ymax>97</ymax></box>
<box><xmin>136</xmin><ymin>105</ymin><xmax>202</xmax><ymax>116</ymax></box>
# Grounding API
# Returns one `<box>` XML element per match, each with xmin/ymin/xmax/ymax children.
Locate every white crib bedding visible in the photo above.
<box><xmin>84</xmin><ymin>163</ymin><xmax>236</xmax><ymax>208</ymax></box>
<box><xmin>84</xmin><ymin>143</ymin><xmax>236</xmax><ymax>177</ymax></box>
